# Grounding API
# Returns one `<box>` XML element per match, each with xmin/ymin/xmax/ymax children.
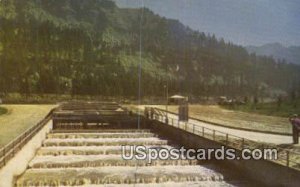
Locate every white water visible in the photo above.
<box><xmin>43</xmin><ymin>138</ymin><xmax>168</xmax><ymax>146</ymax></box>
<box><xmin>58</xmin><ymin>182</ymin><xmax>235</xmax><ymax>187</ymax></box>
<box><xmin>36</xmin><ymin>145</ymin><xmax>174</xmax><ymax>156</ymax></box>
<box><xmin>16</xmin><ymin>166</ymin><xmax>225</xmax><ymax>186</ymax></box>
<box><xmin>29</xmin><ymin>155</ymin><xmax>198</xmax><ymax>168</ymax></box>
<box><xmin>47</xmin><ymin>132</ymin><xmax>157</xmax><ymax>139</ymax></box>
<box><xmin>16</xmin><ymin>130</ymin><xmax>246</xmax><ymax>186</ymax></box>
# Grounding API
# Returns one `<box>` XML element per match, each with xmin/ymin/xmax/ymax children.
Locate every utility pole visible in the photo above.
<box><xmin>164</xmin><ymin>58</ymin><xmax>169</xmax><ymax>120</ymax></box>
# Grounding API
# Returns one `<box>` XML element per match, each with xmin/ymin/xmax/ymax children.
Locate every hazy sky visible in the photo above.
<box><xmin>114</xmin><ymin>0</ymin><xmax>300</xmax><ymax>47</ymax></box>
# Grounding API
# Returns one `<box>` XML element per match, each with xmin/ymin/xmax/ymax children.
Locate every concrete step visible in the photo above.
<box><xmin>36</xmin><ymin>145</ymin><xmax>174</xmax><ymax>156</ymax></box>
<box><xmin>47</xmin><ymin>132</ymin><xmax>157</xmax><ymax>139</ymax></box>
<box><xmin>18</xmin><ymin>182</ymin><xmax>237</xmax><ymax>187</ymax></box>
<box><xmin>29</xmin><ymin>155</ymin><xmax>198</xmax><ymax>168</ymax></box>
<box><xmin>43</xmin><ymin>138</ymin><xmax>168</xmax><ymax>146</ymax></box>
<box><xmin>51</xmin><ymin>129</ymin><xmax>152</xmax><ymax>134</ymax></box>
<box><xmin>16</xmin><ymin>166</ymin><xmax>225</xmax><ymax>186</ymax></box>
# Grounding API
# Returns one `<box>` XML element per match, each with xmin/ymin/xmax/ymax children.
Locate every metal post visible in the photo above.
<box><xmin>241</xmin><ymin>138</ymin><xmax>245</xmax><ymax>149</ymax></box>
<box><xmin>3</xmin><ymin>147</ymin><xmax>6</xmax><ymax>165</ymax></box>
<box><xmin>150</xmin><ymin>108</ymin><xmax>154</xmax><ymax>120</ymax></box>
<box><xmin>202</xmin><ymin>127</ymin><xmax>205</xmax><ymax>136</ymax></box>
<box><xmin>164</xmin><ymin>84</ymin><xmax>169</xmax><ymax>120</ymax></box>
<box><xmin>193</xmin><ymin>124</ymin><xmax>195</xmax><ymax>134</ymax></box>
<box><xmin>226</xmin><ymin>134</ymin><xmax>229</xmax><ymax>145</ymax></box>
<box><xmin>286</xmin><ymin>150</ymin><xmax>290</xmax><ymax>167</ymax></box>
<box><xmin>12</xmin><ymin>142</ymin><xmax>15</xmax><ymax>156</ymax></box>
<box><xmin>213</xmin><ymin>130</ymin><xmax>215</xmax><ymax>141</ymax></box>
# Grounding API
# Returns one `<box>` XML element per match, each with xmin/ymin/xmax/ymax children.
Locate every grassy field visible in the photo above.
<box><xmin>0</xmin><ymin>105</ymin><xmax>56</xmax><ymax>148</ymax></box>
<box><xmin>152</xmin><ymin>105</ymin><xmax>291</xmax><ymax>134</ymax></box>
<box><xmin>222</xmin><ymin>101</ymin><xmax>300</xmax><ymax>118</ymax></box>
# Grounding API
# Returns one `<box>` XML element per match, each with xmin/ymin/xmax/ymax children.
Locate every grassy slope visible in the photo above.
<box><xmin>0</xmin><ymin>105</ymin><xmax>55</xmax><ymax>147</ymax></box>
<box><xmin>153</xmin><ymin>105</ymin><xmax>291</xmax><ymax>134</ymax></box>
<box><xmin>118</xmin><ymin>53</ymin><xmax>167</xmax><ymax>78</ymax></box>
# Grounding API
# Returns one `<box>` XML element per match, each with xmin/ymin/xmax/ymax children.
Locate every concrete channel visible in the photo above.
<box><xmin>0</xmin><ymin>102</ymin><xmax>299</xmax><ymax>186</ymax></box>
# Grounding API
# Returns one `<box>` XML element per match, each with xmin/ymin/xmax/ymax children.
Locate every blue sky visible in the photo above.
<box><xmin>114</xmin><ymin>0</ymin><xmax>300</xmax><ymax>47</ymax></box>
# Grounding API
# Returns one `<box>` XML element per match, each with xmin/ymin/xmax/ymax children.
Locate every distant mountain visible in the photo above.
<box><xmin>246</xmin><ymin>43</ymin><xmax>300</xmax><ymax>65</ymax></box>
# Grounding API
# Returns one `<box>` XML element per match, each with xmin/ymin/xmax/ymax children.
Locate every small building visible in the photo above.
<box><xmin>168</xmin><ymin>95</ymin><xmax>188</xmax><ymax>105</ymax></box>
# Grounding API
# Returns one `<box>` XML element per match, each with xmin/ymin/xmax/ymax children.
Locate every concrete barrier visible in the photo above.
<box><xmin>0</xmin><ymin>121</ymin><xmax>52</xmax><ymax>187</ymax></box>
<box><xmin>145</xmin><ymin>119</ymin><xmax>300</xmax><ymax>187</ymax></box>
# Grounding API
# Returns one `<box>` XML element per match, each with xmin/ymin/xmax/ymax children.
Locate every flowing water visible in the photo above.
<box><xmin>16</xmin><ymin>129</ymin><xmax>255</xmax><ymax>187</ymax></box>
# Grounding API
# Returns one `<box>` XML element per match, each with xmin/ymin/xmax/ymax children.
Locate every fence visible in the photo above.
<box><xmin>0</xmin><ymin>108</ymin><xmax>55</xmax><ymax>169</ymax></box>
<box><xmin>139</xmin><ymin>107</ymin><xmax>300</xmax><ymax>171</ymax></box>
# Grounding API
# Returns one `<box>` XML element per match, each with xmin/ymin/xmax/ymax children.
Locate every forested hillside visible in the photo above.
<box><xmin>0</xmin><ymin>0</ymin><xmax>299</xmax><ymax>99</ymax></box>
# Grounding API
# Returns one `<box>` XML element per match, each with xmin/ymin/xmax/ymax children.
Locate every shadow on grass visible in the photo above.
<box><xmin>0</xmin><ymin>107</ymin><xmax>8</xmax><ymax>116</ymax></box>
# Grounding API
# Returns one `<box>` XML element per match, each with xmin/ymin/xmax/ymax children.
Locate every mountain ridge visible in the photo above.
<box><xmin>246</xmin><ymin>43</ymin><xmax>300</xmax><ymax>65</ymax></box>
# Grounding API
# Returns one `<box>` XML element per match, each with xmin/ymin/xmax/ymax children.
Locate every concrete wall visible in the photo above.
<box><xmin>0</xmin><ymin>121</ymin><xmax>52</xmax><ymax>187</ymax></box>
<box><xmin>144</xmin><ymin>119</ymin><xmax>300</xmax><ymax>187</ymax></box>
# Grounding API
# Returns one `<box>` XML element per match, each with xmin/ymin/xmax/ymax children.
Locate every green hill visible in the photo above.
<box><xmin>0</xmin><ymin>0</ymin><xmax>299</xmax><ymax>99</ymax></box>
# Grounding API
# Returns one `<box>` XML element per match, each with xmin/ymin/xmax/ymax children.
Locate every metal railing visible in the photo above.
<box><xmin>0</xmin><ymin>108</ymin><xmax>55</xmax><ymax>169</ymax></box>
<box><xmin>139</xmin><ymin>107</ymin><xmax>300</xmax><ymax>171</ymax></box>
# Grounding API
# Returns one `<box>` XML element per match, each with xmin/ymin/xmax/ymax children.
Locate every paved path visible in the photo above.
<box><xmin>154</xmin><ymin>112</ymin><xmax>297</xmax><ymax>145</ymax></box>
